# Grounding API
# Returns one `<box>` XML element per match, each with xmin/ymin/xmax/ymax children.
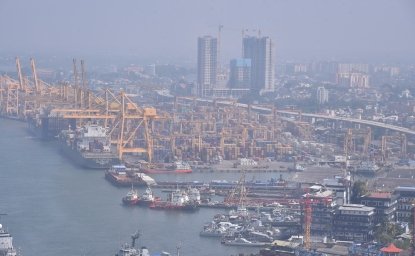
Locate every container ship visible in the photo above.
<box><xmin>27</xmin><ymin>111</ymin><xmax>75</xmax><ymax>140</ymax></box>
<box><xmin>58</xmin><ymin>124</ymin><xmax>120</xmax><ymax>169</ymax></box>
<box><xmin>133</xmin><ymin>161</ymin><xmax>192</xmax><ymax>174</ymax></box>
<box><xmin>105</xmin><ymin>165</ymin><xmax>156</xmax><ymax>187</ymax></box>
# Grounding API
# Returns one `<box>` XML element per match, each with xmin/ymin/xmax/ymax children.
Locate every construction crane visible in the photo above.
<box><xmin>381</xmin><ymin>134</ymin><xmax>407</xmax><ymax>161</ymax></box>
<box><xmin>224</xmin><ymin>171</ymin><xmax>247</xmax><ymax>206</ymax></box>
<box><xmin>301</xmin><ymin>189</ymin><xmax>333</xmax><ymax>250</ymax></box>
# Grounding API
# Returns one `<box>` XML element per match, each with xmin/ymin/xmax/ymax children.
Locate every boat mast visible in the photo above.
<box><xmin>131</xmin><ymin>229</ymin><xmax>140</xmax><ymax>248</ymax></box>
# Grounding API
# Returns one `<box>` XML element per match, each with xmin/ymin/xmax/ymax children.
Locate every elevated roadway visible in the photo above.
<box><xmin>172</xmin><ymin>96</ymin><xmax>415</xmax><ymax>137</ymax></box>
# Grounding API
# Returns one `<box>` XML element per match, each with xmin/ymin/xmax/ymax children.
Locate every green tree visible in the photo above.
<box><xmin>351</xmin><ymin>180</ymin><xmax>368</xmax><ymax>203</ymax></box>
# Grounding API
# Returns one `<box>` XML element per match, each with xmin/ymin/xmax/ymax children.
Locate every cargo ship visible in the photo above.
<box><xmin>149</xmin><ymin>188</ymin><xmax>200</xmax><ymax>211</ymax></box>
<box><xmin>138</xmin><ymin>161</ymin><xmax>192</xmax><ymax>174</ymax></box>
<box><xmin>27</xmin><ymin>111</ymin><xmax>75</xmax><ymax>140</ymax></box>
<box><xmin>58</xmin><ymin>124</ymin><xmax>120</xmax><ymax>169</ymax></box>
<box><xmin>0</xmin><ymin>223</ymin><xmax>17</xmax><ymax>256</ymax></box>
<box><xmin>105</xmin><ymin>165</ymin><xmax>156</xmax><ymax>187</ymax></box>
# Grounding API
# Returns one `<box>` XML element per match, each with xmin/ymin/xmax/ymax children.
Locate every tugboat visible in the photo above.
<box><xmin>122</xmin><ymin>185</ymin><xmax>140</xmax><ymax>206</ymax></box>
<box><xmin>137</xmin><ymin>187</ymin><xmax>160</xmax><ymax>206</ymax></box>
<box><xmin>0</xmin><ymin>223</ymin><xmax>17</xmax><ymax>256</ymax></box>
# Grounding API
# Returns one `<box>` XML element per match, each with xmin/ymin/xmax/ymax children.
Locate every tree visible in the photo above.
<box><xmin>351</xmin><ymin>180</ymin><xmax>368</xmax><ymax>203</ymax></box>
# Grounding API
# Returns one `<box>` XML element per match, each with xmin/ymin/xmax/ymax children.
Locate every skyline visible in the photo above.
<box><xmin>0</xmin><ymin>0</ymin><xmax>414</xmax><ymax>65</ymax></box>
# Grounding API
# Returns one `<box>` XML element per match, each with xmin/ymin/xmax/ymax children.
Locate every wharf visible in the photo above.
<box><xmin>153</xmin><ymin>180</ymin><xmax>300</xmax><ymax>192</ymax></box>
<box><xmin>192</xmin><ymin>160</ymin><xmax>295</xmax><ymax>173</ymax></box>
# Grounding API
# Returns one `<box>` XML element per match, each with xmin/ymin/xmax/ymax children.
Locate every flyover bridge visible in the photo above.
<box><xmin>175</xmin><ymin>97</ymin><xmax>415</xmax><ymax>137</ymax></box>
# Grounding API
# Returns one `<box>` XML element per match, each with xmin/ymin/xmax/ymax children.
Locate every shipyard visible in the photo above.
<box><xmin>1</xmin><ymin>54</ymin><xmax>415</xmax><ymax>256</ymax></box>
<box><xmin>1</xmin><ymin>1</ymin><xmax>415</xmax><ymax>256</ymax></box>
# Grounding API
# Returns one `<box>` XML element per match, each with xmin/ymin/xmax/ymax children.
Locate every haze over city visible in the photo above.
<box><xmin>1</xmin><ymin>1</ymin><xmax>415</xmax><ymax>256</ymax></box>
<box><xmin>0</xmin><ymin>0</ymin><xmax>414</xmax><ymax>64</ymax></box>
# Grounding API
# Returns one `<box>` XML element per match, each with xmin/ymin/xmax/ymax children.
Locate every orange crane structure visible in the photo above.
<box><xmin>0</xmin><ymin>58</ymin><xmax>170</xmax><ymax>163</ymax></box>
<box><xmin>301</xmin><ymin>189</ymin><xmax>334</xmax><ymax>250</ymax></box>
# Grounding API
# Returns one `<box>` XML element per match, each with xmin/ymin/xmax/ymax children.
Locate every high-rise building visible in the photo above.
<box><xmin>243</xmin><ymin>36</ymin><xmax>275</xmax><ymax>92</ymax></box>
<box><xmin>229</xmin><ymin>58</ymin><xmax>251</xmax><ymax>88</ymax></box>
<box><xmin>336</xmin><ymin>63</ymin><xmax>370</xmax><ymax>88</ymax></box>
<box><xmin>317</xmin><ymin>87</ymin><xmax>329</xmax><ymax>104</ymax></box>
<box><xmin>197</xmin><ymin>36</ymin><xmax>217</xmax><ymax>97</ymax></box>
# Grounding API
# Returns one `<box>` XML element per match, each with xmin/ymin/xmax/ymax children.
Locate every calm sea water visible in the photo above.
<box><xmin>0</xmin><ymin>119</ymin><xmax>282</xmax><ymax>256</ymax></box>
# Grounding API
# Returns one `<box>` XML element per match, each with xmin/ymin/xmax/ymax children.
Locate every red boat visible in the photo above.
<box><xmin>122</xmin><ymin>186</ymin><xmax>140</xmax><ymax>206</ymax></box>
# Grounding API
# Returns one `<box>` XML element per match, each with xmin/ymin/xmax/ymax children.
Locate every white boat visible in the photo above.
<box><xmin>222</xmin><ymin>236</ymin><xmax>269</xmax><ymax>247</ymax></box>
<box><xmin>0</xmin><ymin>223</ymin><xmax>17</xmax><ymax>256</ymax></box>
<box><xmin>115</xmin><ymin>230</ymin><xmax>150</xmax><ymax>256</ymax></box>
<box><xmin>137</xmin><ymin>187</ymin><xmax>159</xmax><ymax>205</ymax></box>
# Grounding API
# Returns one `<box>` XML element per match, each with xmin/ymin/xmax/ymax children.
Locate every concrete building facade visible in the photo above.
<box><xmin>243</xmin><ymin>36</ymin><xmax>275</xmax><ymax>93</ymax></box>
<box><xmin>333</xmin><ymin>204</ymin><xmax>375</xmax><ymax>242</ymax></box>
<box><xmin>316</xmin><ymin>87</ymin><xmax>329</xmax><ymax>104</ymax></box>
<box><xmin>229</xmin><ymin>58</ymin><xmax>251</xmax><ymax>88</ymax></box>
<box><xmin>197</xmin><ymin>36</ymin><xmax>217</xmax><ymax>97</ymax></box>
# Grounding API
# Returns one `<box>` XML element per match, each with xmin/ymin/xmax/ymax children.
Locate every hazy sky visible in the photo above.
<box><xmin>0</xmin><ymin>0</ymin><xmax>414</xmax><ymax>64</ymax></box>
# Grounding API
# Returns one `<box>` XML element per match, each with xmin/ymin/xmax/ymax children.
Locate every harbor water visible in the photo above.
<box><xmin>0</xmin><ymin>119</ymin><xmax>281</xmax><ymax>256</ymax></box>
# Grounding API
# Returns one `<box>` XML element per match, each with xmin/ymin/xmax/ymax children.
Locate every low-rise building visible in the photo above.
<box><xmin>359</xmin><ymin>192</ymin><xmax>397</xmax><ymax>224</ymax></box>
<box><xmin>394</xmin><ymin>186</ymin><xmax>415</xmax><ymax>222</ymax></box>
<box><xmin>333</xmin><ymin>204</ymin><xmax>375</xmax><ymax>242</ymax></box>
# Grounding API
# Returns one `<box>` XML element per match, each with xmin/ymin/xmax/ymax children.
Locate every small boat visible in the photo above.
<box><xmin>137</xmin><ymin>187</ymin><xmax>160</xmax><ymax>206</ymax></box>
<box><xmin>122</xmin><ymin>185</ymin><xmax>140</xmax><ymax>206</ymax></box>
